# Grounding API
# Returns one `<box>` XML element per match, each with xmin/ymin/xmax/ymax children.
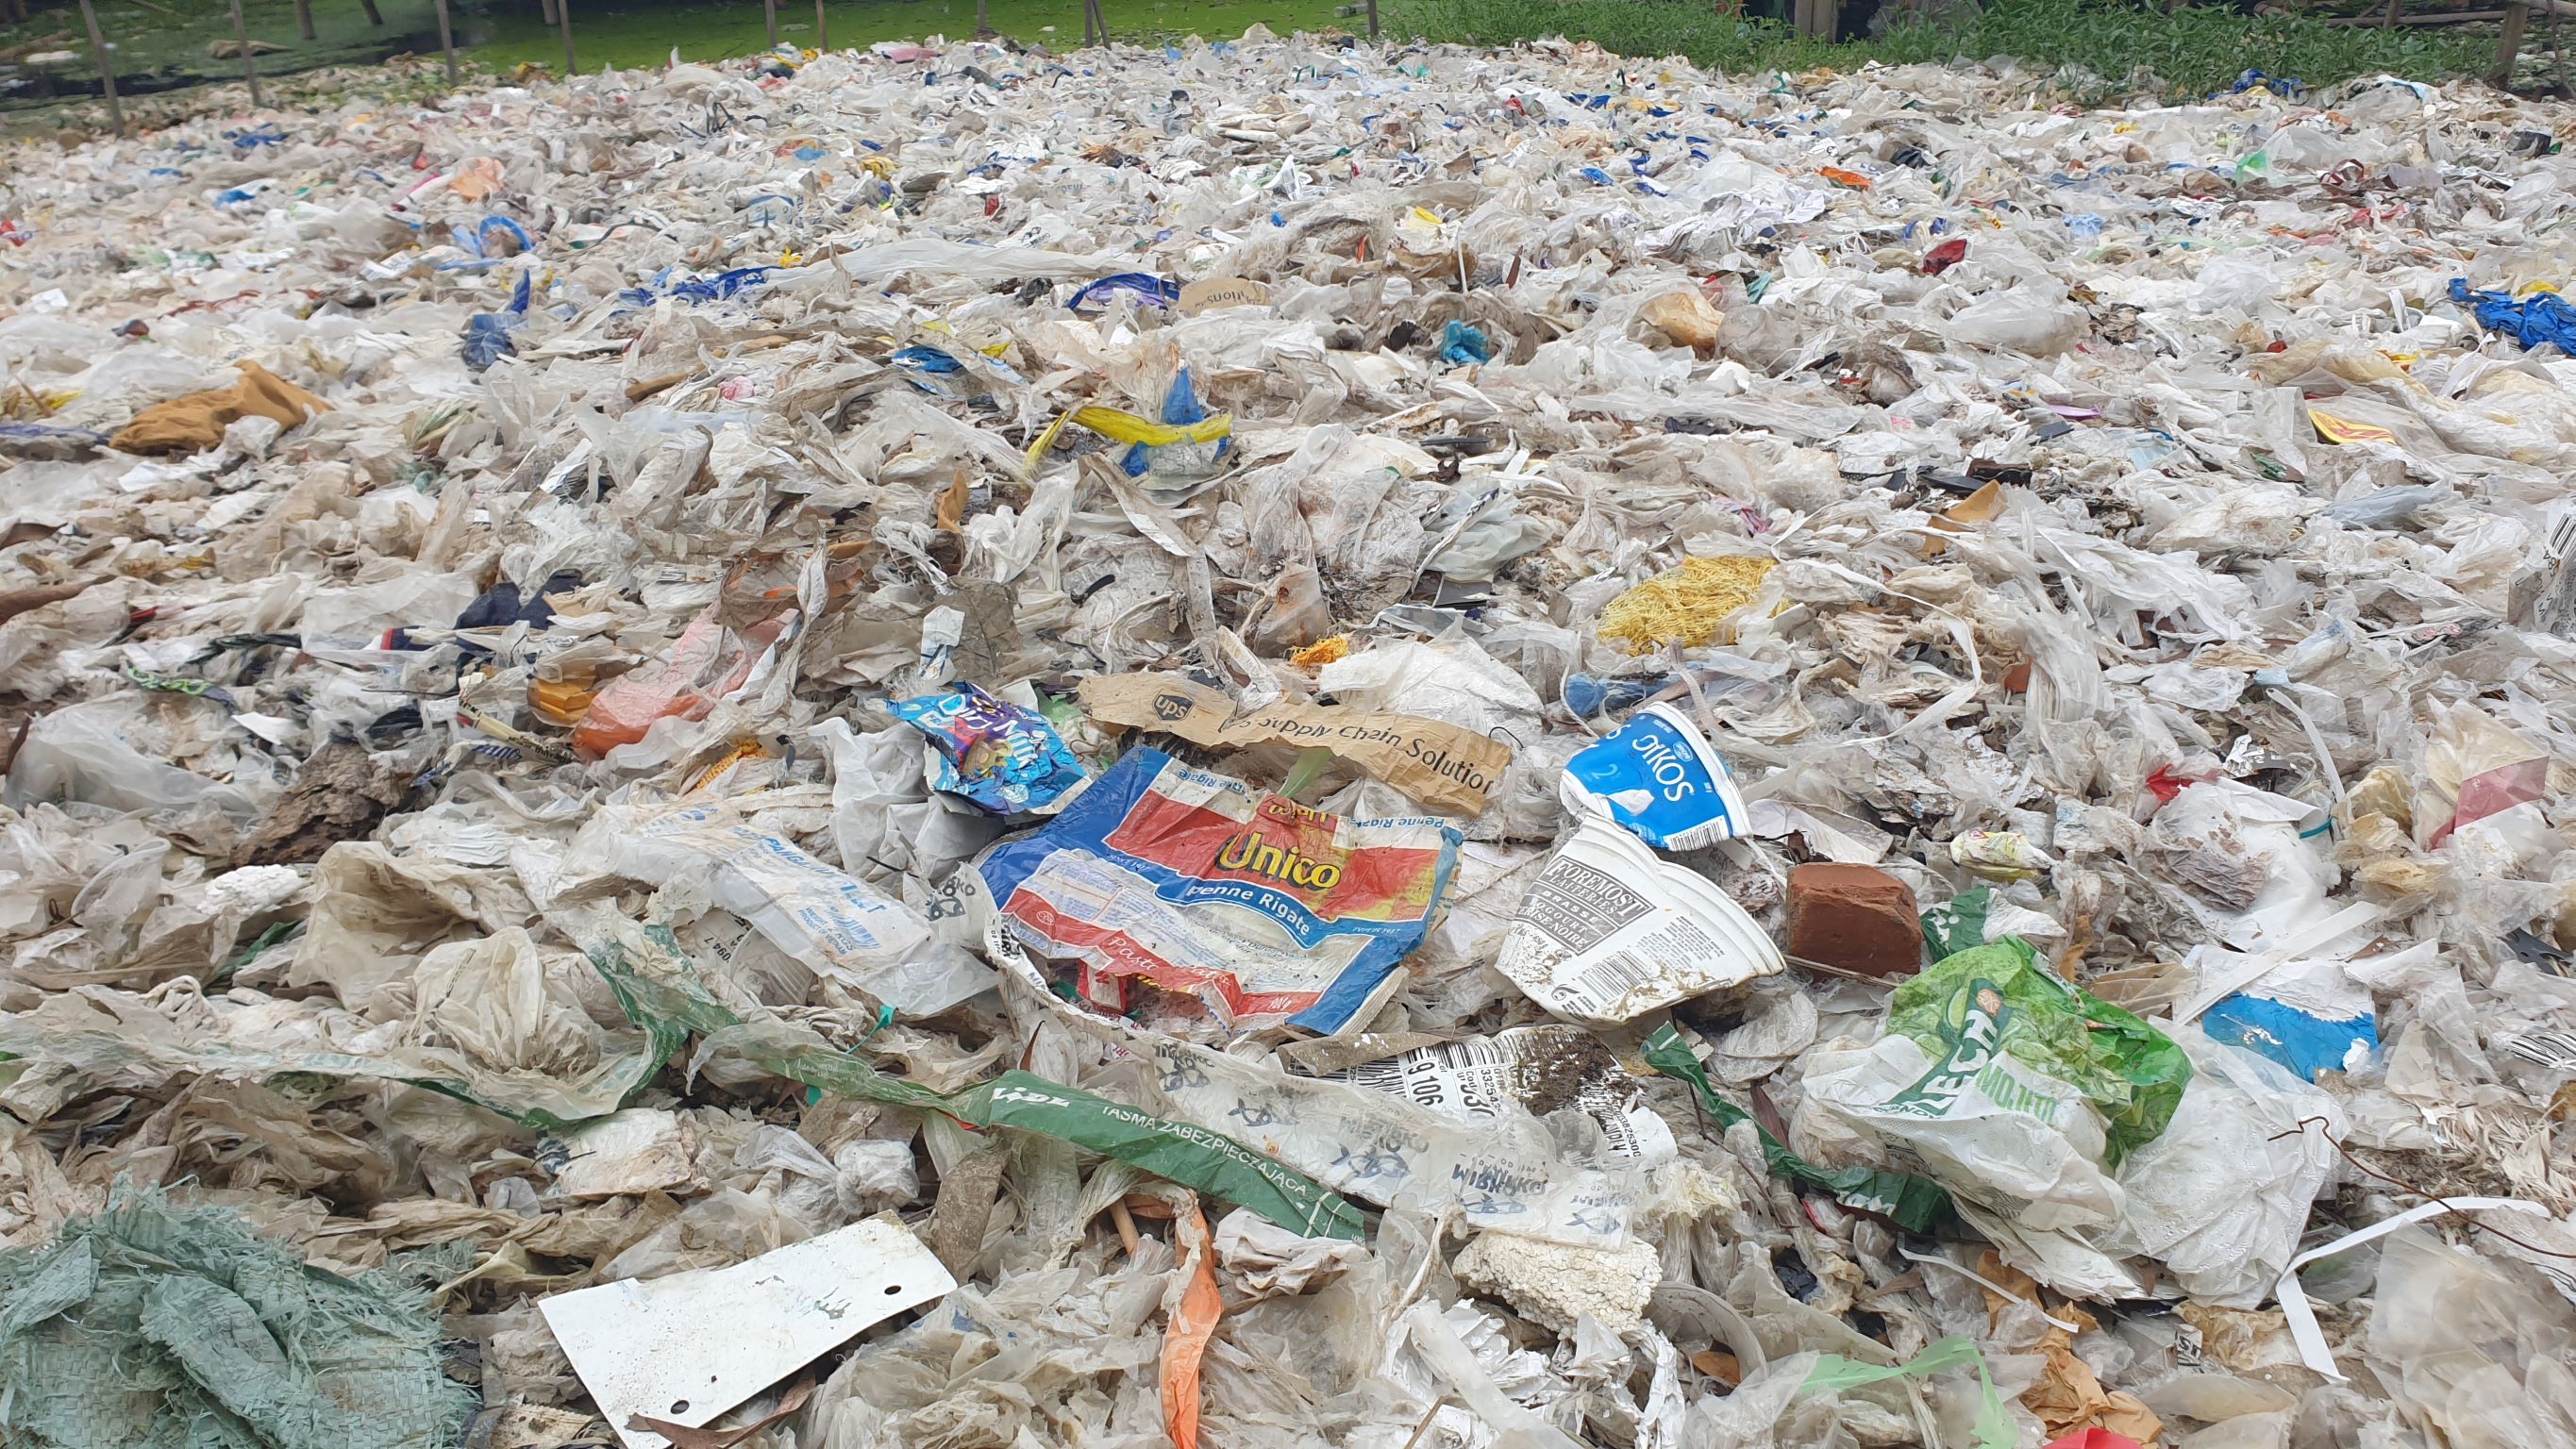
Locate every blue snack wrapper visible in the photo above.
<box><xmin>891</xmin><ymin>684</ymin><xmax>1089</xmax><ymax>815</ymax></box>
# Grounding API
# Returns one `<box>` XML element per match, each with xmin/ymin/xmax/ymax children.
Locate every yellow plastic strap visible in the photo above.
<box><xmin>1068</xmin><ymin>404</ymin><xmax>1232</xmax><ymax>448</ymax></box>
<box><xmin>1023</xmin><ymin>410</ymin><xmax>1075</xmax><ymax>475</ymax></box>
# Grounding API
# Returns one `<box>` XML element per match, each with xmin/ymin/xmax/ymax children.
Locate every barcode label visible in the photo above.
<box><xmin>1342</xmin><ymin>1059</ymin><xmax>1413</xmax><ymax>1093</ymax></box>
<box><xmin>1423</xmin><ymin>1038</ymin><xmax>1512</xmax><ymax>1069</ymax></box>
<box><xmin>1556</xmin><ymin>950</ymin><xmax>1661</xmax><ymax>1013</ymax></box>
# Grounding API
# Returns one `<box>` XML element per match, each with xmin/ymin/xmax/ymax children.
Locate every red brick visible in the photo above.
<box><xmin>1784</xmin><ymin>864</ymin><xmax>1922</xmax><ymax>979</ymax></box>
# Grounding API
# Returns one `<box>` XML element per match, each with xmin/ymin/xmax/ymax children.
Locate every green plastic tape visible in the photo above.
<box><xmin>590</xmin><ymin>935</ymin><xmax>1366</xmax><ymax>1241</ymax></box>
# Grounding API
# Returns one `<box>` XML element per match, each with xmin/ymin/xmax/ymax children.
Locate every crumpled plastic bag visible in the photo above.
<box><xmin>1944</xmin><ymin>283</ymin><xmax>2088</xmax><ymax>356</ymax></box>
<box><xmin>1804</xmin><ymin>938</ymin><xmax>2192</xmax><ymax>1232</ymax></box>
<box><xmin>2094</xmin><ymin>1023</ymin><xmax>2342</xmax><ymax>1306</ymax></box>
<box><xmin>565</xmin><ymin>795</ymin><xmax>993</xmax><ymax>1017</ymax></box>
<box><xmin>1211</xmin><ymin>1207</ymin><xmax>1367</xmax><ymax>1299</ymax></box>
<box><xmin>2414</xmin><ymin>700</ymin><xmax>2550</xmax><ymax>850</ymax></box>
<box><xmin>2</xmin><ymin>697</ymin><xmax>272</xmax><ymax>824</ymax></box>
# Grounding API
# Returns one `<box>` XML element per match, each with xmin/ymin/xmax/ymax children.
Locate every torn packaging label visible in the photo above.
<box><xmin>541</xmin><ymin>1220</ymin><xmax>955</xmax><ymax>1449</ymax></box>
<box><xmin>1496</xmin><ymin>814</ymin><xmax>1782</xmax><ymax>1024</ymax></box>
<box><xmin>977</xmin><ymin>1073</ymin><xmax>1367</xmax><ymax>1240</ymax></box>
<box><xmin>890</xmin><ymin>681</ymin><xmax>1090</xmax><ymax>815</ymax></box>
<box><xmin>1079</xmin><ymin>673</ymin><xmax>1510</xmax><ymax>818</ymax></box>
<box><xmin>979</xmin><ymin>747</ymin><xmax>1461</xmax><ymax>1035</ymax></box>
<box><xmin>1326</xmin><ymin>1025</ymin><xmax>1680</xmax><ymax>1164</ymax></box>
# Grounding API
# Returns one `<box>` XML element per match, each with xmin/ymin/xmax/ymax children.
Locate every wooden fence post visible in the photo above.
<box><xmin>2496</xmin><ymin>0</ymin><xmax>2529</xmax><ymax>83</ymax></box>
<box><xmin>76</xmin><ymin>0</ymin><xmax>124</xmax><ymax>138</ymax></box>
<box><xmin>293</xmin><ymin>0</ymin><xmax>314</xmax><ymax>42</ymax></box>
<box><xmin>814</xmin><ymin>0</ymin><xmax>827</xmax><ymax>49</ymax></box>
<box><xmin>360</xmin><ymin>0</ymin><xmax>385</xmax><ymax>25</ymax></box>
<box><xmin>433</xmin><ymin>0</ymin><xmax>458</xmax><ymax>83</ymax></box>
<box><xmin>559</xmin><ymin>0</ymin><xmax>577</xmax><ymax>75</ymax></box>
<box><xmin>226</xmin><ymin>0</ymin><xmax>262</xmax><ymax>106</ymax></box>
<box><xmin>764</xmin><ymin>0</ymin><xmax>778</xmax><ymax>47</ymax></box>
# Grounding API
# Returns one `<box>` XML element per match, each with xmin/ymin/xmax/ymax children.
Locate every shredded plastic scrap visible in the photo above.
<box><xmin>1</xmin><ymin>29</ymin><xmax>2574</xmax><ymax>1449</ymax></box>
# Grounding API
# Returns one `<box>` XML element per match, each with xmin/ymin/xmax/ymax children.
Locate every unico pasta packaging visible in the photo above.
<box><xmin>978</xmin><ymin>748</ymin><xmax>1460</xmax><ymax>1035</ymax></box>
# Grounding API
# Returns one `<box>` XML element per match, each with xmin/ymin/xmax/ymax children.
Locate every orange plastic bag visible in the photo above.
<box><xmin>573</xmin><ymin>607</ymin><xmax>784</xmax><ymax>758</ymax></box>
<box><xmin>1149</xmin><ymin>1192</ymin><xmax>1222</xmax><ymax>1449</ymax></box>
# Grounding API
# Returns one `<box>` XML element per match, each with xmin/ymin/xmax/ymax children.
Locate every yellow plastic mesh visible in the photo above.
<box><xmin>1597</xmin><ymin>557</ymin><xmax>1775</xmax><ymax>655</ymax></box>
<box><xmin>1289</xmin><ymin>634</ymin><xmax>1352</xmax><ymax>669</ymax></box>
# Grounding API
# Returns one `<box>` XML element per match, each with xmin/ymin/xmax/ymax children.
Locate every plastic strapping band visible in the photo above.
<box><xmin>2273</xmin><ymin>1196</ymin><xmax>2550</xmax><ymax>1380</ymax></box>
<box><xmin>2177</xmin><ymin>900</ymin><xmax>2382</xmax><ymax>1023</ymax></box>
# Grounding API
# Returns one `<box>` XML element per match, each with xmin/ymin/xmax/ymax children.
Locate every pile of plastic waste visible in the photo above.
<box><xmin>3</xmin><ymin>28</ymin><xmax>2575</xmax><ymax>1449</ymax></box>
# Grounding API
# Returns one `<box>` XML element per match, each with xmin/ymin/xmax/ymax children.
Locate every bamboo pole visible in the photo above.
<box><xmin>813</xmin><ymin>0</ymin><xmax>827</xmax><ymax>48</ymax></box>
<box><xmin>764</xmin><ymin>0</ymin><xmax>778</xmax><ymax>47</ymax></box>
<box><xmin>360</xmin><ymin>0</ymin><xmax>385</xmax><ymax>25</ymax></box>
<box><xmin>559</xmin><ymin>0</ymin><xmax>577</xmax><ymax>75</ymax></box>
<box><xmin>1366</xmin><ymin>0</ymin><xmax>1378</xmax><ymax>40</ymax></box>
<box><xmin>76</xmin><ymin>0</ymin><xmax>123</xmax><ymax>138</ymax></box>
<box><xmin>293</xmin><ymin>0</ymin><xmax>314</xmax><ymax>42</ymax></box>
<box><xmin>226</xmin><ymin>0</ymin><xmax>262</xmax><ymax>106</ymax></box>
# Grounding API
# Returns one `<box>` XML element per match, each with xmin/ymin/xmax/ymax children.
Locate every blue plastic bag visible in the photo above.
<box><xmin>460</xmin><ymin>269</ymin><xmax>533</xmax><ymax>372</ymax></box>
<box><xmin>1120</xmin><ymin>367</ymin><xmax>1229</xmax><ymax>477</ymax></box>
<box><xmin>1435</xmin><ymin>321</ymin><xmax>1494</xmax><ymax>366</ymax></box>
<box><xmin>1068</xmin><ymin>273</ymin><xmax>1182</xmax><ymax>312</ymax></box>
<box><xmin>2450</xmin><ymin>277</ymin><xmax>2576</xmax><ymax>353</ymax></box>
<box><xmin>616</xmin><ymin>266</ymin><xmax>771</xmax><ymax>310</ymax></box>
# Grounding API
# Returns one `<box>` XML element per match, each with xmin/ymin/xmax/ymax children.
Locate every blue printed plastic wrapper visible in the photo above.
<box><xmin>2202</xmin><ymin>957</ymin><xmax>2379</xmax><ymax>1082</ymax></box>
<box><xmin>891</xmin><ymin>683</ymin><xmax>1090</xmax><ymax>816</ymax></box>
<box><xmin>978</xmin><ymin>747</ymin><xmax>1460</xmax><ymax>1035</ymax></box>
<box><xmin>1558</xmin><ymin>703</ymin><xmax>1749</xmax><ymax>850</ymax></box>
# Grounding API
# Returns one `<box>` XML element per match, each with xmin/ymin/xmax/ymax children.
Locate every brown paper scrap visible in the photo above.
<box><xmin>1079</xmin><ymin>673</ymin><xmax>1509</xmax><ymax>818</ymax></box>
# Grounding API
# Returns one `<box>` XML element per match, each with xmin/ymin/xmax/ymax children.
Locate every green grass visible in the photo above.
<box><xmin>460</xmin><ymin>0</ymin><xmax>1346</xmax><ymax>71</ymax></box>
<box><xmin>1388</xmin><ymin>0</ymin><xmax>2497</xmax><ymax>99</ymax></box>
<box><xmin>0</xmin><ymin>0</ymin><xmax>2505</xmax><ymax>132</ymax></box>
<box><xmin>0</xmin><ymin>0</ymin><xmax>1347</xmax><ymax>114</ymax></box>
